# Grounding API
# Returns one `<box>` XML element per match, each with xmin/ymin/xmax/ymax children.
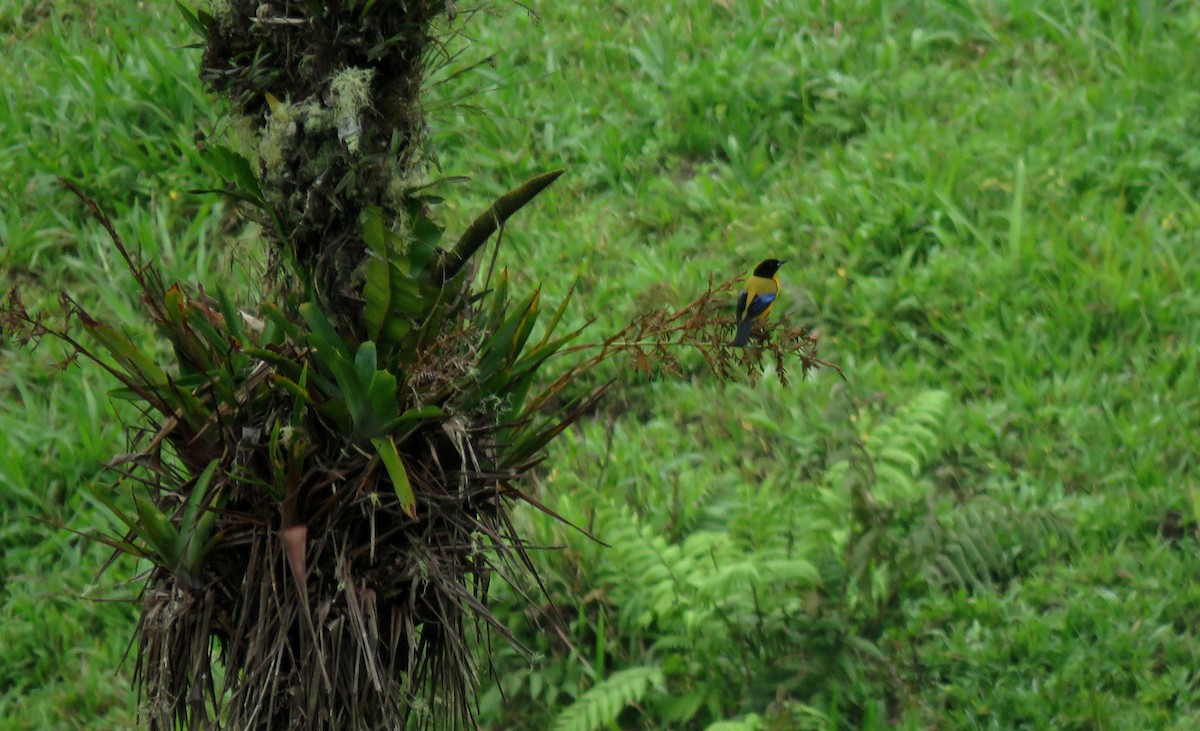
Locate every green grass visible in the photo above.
<box><xmin>4</xmin><ymin>0</ymin><xmax>1200</xmax><ymax>728</ymax></box>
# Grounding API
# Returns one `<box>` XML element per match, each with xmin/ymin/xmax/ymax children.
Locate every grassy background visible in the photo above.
<box><xmin>3</xmin><ymin>0</ymin><xmax>1200</xmax><ymax>728</ymax></box>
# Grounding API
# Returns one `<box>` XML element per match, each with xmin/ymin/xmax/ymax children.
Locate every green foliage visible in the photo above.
<box><xmin>481</xmin><ymin>387</ymin><xmax>1065</xmax><ymax>728</ymax></box>
<box><xmin>914</xmin><ymin>496</ymin><xmax>1074</xmax><ymax>593</ymax></box>
<box><xmin>820</xmin><ymin>390</ymin><xmax>952</xmax><ymax>536</ymax></box>
<box><xmin>703</xmin><ymin>717</ymin><xmax>762</xmax><ymax>731</ymax></box>
<box><xmin>88</xmin><ymin>458</ymin><xmax>225</xmax><ymax>587</ymax></box>
<box><xmin>195</xmin><ymin>144</ymin><xmax>285</xmax><ymax>238</ymax></box>
<box><xmin>361</xmin><ymin>204</ymin><xmax>427</xmax><ymax>346</ymax></box>
<box><xmin>551</xmin><ymin>666</ymin><xmax>664</xmax><ymax>731</ymax></box>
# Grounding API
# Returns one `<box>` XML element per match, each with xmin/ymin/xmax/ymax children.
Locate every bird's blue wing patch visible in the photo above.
<box><xmin>745</xmin><ymin>292</ymin><xmax>776</xmax><ymax>318</ymax></box>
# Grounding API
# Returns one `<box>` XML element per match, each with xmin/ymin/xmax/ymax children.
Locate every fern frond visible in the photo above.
<box><xmin>587</xmin><ymin>506</ymin><xmax>687</xmax><ymax>629</ymax></box>
<box><xmin>865</xmin><ymin>390</ymin><xmax>951</xmax><ymax>503</ymax></box>
<box><xmin>819</xmin><ymin>389</ymin><xmax>952</xmax><ymax>529</ymax></box>
<box><xmin>704</xmin><ymin>714</ymin><xmax>764</xmax><ymax>731</ymax></box>
<box><xmin>551</xmin><ymin>665</ymin><xmax>664</xmax><ymax>731</ymax></box>
<box><xmin>915</xmin><ymin>496</ymin><xmax>1074</xmax><ymax>592</ymax></box>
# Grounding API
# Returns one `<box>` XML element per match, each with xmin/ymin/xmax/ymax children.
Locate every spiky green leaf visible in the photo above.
<box><xmin>373</xmin><ymin>435</ymin><xmax>416</xmax><ymax>518</ymax></box>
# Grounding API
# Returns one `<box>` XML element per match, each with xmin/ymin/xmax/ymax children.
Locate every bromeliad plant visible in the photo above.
<box><xmin>3</xmin><ymin>172</ymin><xmax>599</xmax><ymax>730</ymax></box>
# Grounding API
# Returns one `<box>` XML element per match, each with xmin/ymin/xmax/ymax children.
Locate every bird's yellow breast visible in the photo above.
<box><xmin>740</xmin><ymin>274</ymin><xmax>780</xmax><ymax>319</ymax></box>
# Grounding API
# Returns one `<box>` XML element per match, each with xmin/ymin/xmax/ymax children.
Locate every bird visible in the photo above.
<box><xmin>732</xmin><ymin>258</ymin><xmax>785</xmax><ymax>347</ymax></box>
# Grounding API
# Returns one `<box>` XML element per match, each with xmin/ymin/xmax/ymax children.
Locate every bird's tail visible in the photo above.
<box><xmin>731</xmin><ymin>318</ymin><xmax>754</xmax><ymax>347</ymax></box>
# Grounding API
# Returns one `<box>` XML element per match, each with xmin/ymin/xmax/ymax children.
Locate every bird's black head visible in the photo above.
<box><xmin>753</xmin><ymin>258</ymin><xmax>786</xmax><ymax>277</ymax></box>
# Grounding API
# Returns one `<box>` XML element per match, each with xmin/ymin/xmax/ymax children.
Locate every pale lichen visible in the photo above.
<box><xmin>257</xmin><ymin>97</ymin><xmax>297</xmax><ymax>174</ymax></box>
<box><xmin>328</xmin><ymin>67</ymin><xmax>375</xmax><ymax>153</ymax></box>
<box><xmin>203</xmin><ymin>0</ymin><xmax>234</xmax><ymax>28</ymax></box>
